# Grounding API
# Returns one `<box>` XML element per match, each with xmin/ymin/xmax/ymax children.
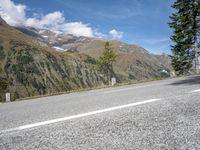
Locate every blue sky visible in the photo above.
<box><xmin>0</xmin><ymin>0</ymin><xmax>175</xmax><ymax>54</ymax></box>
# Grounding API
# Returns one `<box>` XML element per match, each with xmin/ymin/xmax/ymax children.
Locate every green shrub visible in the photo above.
<box><xmin>84</xmin><ymin>56</ymin><xmax>96</xmax><ymax>64</ymax></box>
<box><xmin>0</xmin><ymin>45</ymin><xmax>5</xmax><ymax>60</ymax></box>
<box><xmin>0</xmin><ymin>77</ymin><xmax>8</xmax><ymax>91</ymax></box>
<box><xmin>17</xmin><ymin>51</ymin><xmax>34</xmax><ymax>64</ymax></box>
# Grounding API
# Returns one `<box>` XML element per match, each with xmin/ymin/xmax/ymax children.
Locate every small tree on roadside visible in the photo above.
<box><xmin>97</xmin><ymin>42</ymin><xmax>117</xmax><ymax>84</ymax></box>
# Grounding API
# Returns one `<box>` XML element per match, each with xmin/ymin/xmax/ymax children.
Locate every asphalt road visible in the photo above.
<box><xmin>0</xmin><ymin>75</ymin><xmax>200</xmax><ymax>150</ymax></box>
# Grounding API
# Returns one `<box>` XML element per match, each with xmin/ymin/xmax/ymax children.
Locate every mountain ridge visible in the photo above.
<box><xmin>0</xmin><ymin>17</ymin><xmax>106</xmax><ymax>101</ymax></box>
<box><xmin>16</xmin><ymin>25</ymin><xmax>172</xmax><ymax>79</ymax></box>
<box><xmin>0</xmin><ymin>17</ymin><xmax>172</xmax><ymax>101</ymax></box>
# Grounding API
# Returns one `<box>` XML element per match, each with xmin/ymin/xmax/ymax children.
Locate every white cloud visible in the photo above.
<box><xmin>25</xmin><ymin>11</ymin><xmax>65</xmax><ymax>28</ymax></box>
<box><xmin>0</xmin><ymin>0</ymin><xmax>124</xmax><ymax>39</ymax></box>
<box><xmin>26</xmin><ymin>12</ymin><xmax>94</xmax><ymax>37</ymax></box>
<box><xmin>144</xmin><ymin>38</ymin><xmax>170</xmax><ymax>45</ymax></box>
<box><xmin>0</xmin><ymin>0</ymin><xmax>26</xmax><ymax>26</ymax></box>
<box><xmin>93</xmin><ymin>29</ymin><xmax>107</xmax><ymax>38</ymax></box>
<box><xmin>109</xmin><ymin>29</ymin><xmax>123</xmax><ymax>39</ymax></box>
<box><xmin>0</xmin><ymin>0</ymin><xmax>94</xmax><ymax>37</ymax></box>
<box><xmin>61</xmin><ymin>22</ymin><xmax>93</xmax><ymax>37</ymax></box>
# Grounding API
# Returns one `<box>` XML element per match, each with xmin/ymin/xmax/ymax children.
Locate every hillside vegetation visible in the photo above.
<box><xmin>0</xmin><ymin>18</ymin><xmax>105</xmax><ymax>101</ymax></box>
<box><xmin>17</xmin><ymin>26</ymin><xmax>172</xmax><ymax>81</ymax></box>
<box><xmin>0</xmin><ymin>16</ymin><xmax>172</xmax><ymax>101</ymax></box>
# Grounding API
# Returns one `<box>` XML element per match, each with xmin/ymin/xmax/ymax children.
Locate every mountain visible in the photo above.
<box><xmin>0</xmin><ymin>16</ymin><xmax>172</xmax><ymax>101</ymax></box>
<box><xmin>0</xmin><ymin>16</ymin><xmax>7</xmax><ymax>26</ymax></box>
<box><xmin>0</xmin><ymin>18</ymin><xmax>106</xmax><ymax>101</ymax></box>
<box><xmin>16</xmin><ymin>26</ymin><xmax>172</xmax><ymax>81</ymax></box>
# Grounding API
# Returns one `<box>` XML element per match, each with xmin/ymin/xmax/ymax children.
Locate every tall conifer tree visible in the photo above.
<box><xmin>169</xmin><ymin>0</ymin><xmax>200</xmax><ymax>75</ymax></box>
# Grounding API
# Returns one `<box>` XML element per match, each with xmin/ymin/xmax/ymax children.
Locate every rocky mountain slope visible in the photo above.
<box><xmin>0</xmin><ymin>16</ymin><xmax>172</xmax><ymax>101</ymax></box>
<box><xmin>17</xmin><ymin>26</ymin><xmax>172</xmax><ymax>81</ymax></box>
<box><xmin>0</xmin><ymin>17</ymin><xmax>106</xmax><ymax>101</ymax></box>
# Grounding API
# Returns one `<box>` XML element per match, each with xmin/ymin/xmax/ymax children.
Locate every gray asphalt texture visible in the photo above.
<box><xmin>0</xmin><ymin>76</ymin><xmax>200</xmax><ymax>149</ymax></box>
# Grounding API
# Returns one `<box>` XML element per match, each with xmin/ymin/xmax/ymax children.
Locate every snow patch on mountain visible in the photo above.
<box><xmin>52</xmin><ymin>46</ymin><xmax>65</xmax><ymax>51</ymax></box>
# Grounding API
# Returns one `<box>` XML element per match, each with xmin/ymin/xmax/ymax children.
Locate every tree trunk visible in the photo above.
<box><xmin>193</xmin><ymin>2</ymin><xmax>199</xmax><ymax>74</ymax></box>
<box><xmin>108</xmin><ymin>69</ymin><xmax>110</xmax><ymax>85</ymax></box>
<box><xmin>194</xmin><ymin>39</ymin><xmax>199</xmax><ymax>74</ymax></box>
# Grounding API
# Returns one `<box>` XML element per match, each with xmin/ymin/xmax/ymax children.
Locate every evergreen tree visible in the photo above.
<box><xmin>97</xmin><ymin>42</ymin><xmax>117</xmax><ymax>84</ymax></box>
<box><xmin>169</xmin><ymin>0</ymin><xmax>200</xmax><ymax>75</ymax></box>
<box><xmin>0</xmin><ymin>72</ymin><xmax>8</xmax><ymax>102</ymax></box>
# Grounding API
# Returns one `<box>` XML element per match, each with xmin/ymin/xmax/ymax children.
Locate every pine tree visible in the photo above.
<box><xmin>97</xmin><ymin>42</ymin><xmax>117</xmax><ymax>84</ymax></box>
<box><xmin>169</xmin><ymin>0</ymin><xmax>200</xmax><ymax>75</ymax></box>
<box><xmin>194</xmin><ymin>0</ymin><xmax>200</xmax><ymax>74</ymax></box>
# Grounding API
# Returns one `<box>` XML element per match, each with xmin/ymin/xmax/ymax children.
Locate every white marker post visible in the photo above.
<box><xmin>6</xmin><ymin>93</ymin><xmax>11</xmax><ymax>102</ymax></box>
<box><xmin>170</xmin><ymin>71</ymin><xmax>176</xmax><ymax>77</ymax></box>
<box><xmin>111</xmin><ymin>77</ymin><xmax>116</xmax><ymax>86</ymax></box>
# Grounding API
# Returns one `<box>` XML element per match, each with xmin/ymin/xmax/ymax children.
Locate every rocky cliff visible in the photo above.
<box><xmin>17</xmin><ymin>26</ymin><xmax>172</xmax><ymax>81</ymax></box>
<box><xmin>0</xmin><ymin>18</ymin><xmax>105</xmax><ymax>101</ymax></box>
<box><xmin>0</xmin><ymin>16</ymin><xmax>172</xmax><ymax>101</ymax></box>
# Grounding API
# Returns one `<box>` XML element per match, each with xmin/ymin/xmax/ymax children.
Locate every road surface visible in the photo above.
<box><xmin>0</xmin><ymin>75</ymin><xmax>200</xmax><ymax>149</ymax></box>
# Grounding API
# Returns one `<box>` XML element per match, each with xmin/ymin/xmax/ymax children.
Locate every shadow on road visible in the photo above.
<box><xmin>170</xmin><ymin>76</ymin><xmax>200</xmax><ymax>86</ymax></box>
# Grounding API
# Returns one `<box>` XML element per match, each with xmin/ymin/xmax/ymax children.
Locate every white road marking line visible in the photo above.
<box><xmin>189</xmin><ymin>89</ymin><xmax>200</xmax><ymax>93</ymax></box>
<box><xmin>103</xmin><ymin>84</ymin><xmax>162</xmax><ymax>94</ymax></box>
<box><xmin>1</xmin><ymin>98</ymin><xmax>161</xmax><ymax>133</ymax></box>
